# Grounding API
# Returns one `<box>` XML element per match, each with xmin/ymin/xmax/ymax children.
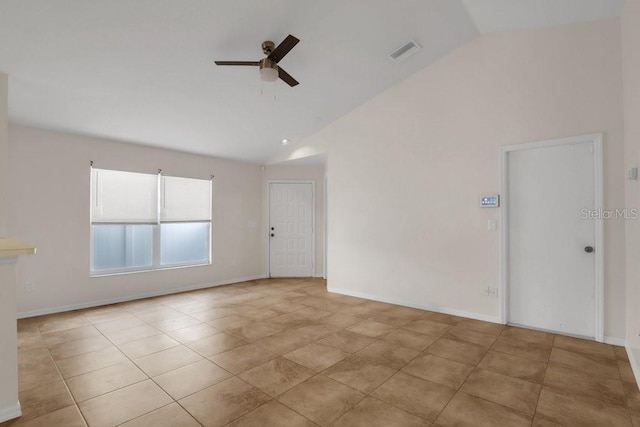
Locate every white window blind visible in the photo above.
<box><xmin>91</xmin><ymin>168</ymin><xmax>158</xmax><ymax>224</ymax></box>
<box><xmin>161</xmin><ymin>176</ymin><xmax>212</xmax><ymax>222</ymax></box>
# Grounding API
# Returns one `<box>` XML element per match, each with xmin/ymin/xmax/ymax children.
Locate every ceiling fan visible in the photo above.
<box><xmin>214</xmin><ymin>35</ymin><xmax>300</xmax><ymax>87</ymax></box>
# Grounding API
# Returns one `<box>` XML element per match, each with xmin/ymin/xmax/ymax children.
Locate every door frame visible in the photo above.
<box><xmin>324</xmin><ymin>174</ymin><xmax>328</xmax><ymax>280</ymax></box>
<box><xmin>267</xmin><ymin>180</ymin><xmax>316</xmax><ymax>278</ymax></box>
<box><xmin>499</xmin><ymin>133</ymin><xmax>604</xmax><ymax>341</ymax></box>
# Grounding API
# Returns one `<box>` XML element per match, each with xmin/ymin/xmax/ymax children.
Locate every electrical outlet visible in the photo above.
<box><xmin>489</xmin><ymin>287</ymin><xmax>498</xmax><ymax>298</ymax></box>
<box><xmin>24</xmin><ymin>282</ymin><xmax>34</xmax><ymax>293</ymax></box>
<box><xmin>481</xmin><ymin>286</ymin><xmax>490</xmax><ymax>296</ymax></box>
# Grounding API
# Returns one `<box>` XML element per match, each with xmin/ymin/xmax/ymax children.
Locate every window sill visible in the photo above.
<box><xmin>90</xmin><ymin>262</ymin><xmax>211</xmax><ymax>278</ymax></box>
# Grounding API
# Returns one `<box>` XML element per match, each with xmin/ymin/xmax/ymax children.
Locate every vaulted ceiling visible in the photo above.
<box><xmin>0</xmin><ymin>0</ymin><xmax>622</xmax><ymax>163</ymax></box>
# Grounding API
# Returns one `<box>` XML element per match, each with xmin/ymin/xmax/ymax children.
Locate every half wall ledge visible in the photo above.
<box><xmin>0</xmin><ymin>239</ymin><xmax>36</xmax><ymax>258</ymax></box>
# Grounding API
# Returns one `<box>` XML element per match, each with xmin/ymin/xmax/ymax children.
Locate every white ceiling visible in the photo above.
<box><xmin>463</xmin><ymin>0</ymin><xmax>622</xmax><ymax>34</ymax></box>
<box><xmin>0</xmin><ymin>1</ymin><xmax>622</xmax><ymax>164</ymax></box>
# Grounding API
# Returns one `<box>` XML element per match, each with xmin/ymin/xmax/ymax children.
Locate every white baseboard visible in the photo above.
<box><xmin>18</xmin><ymin>275</ymin><xmax>268</xmax><ymax>319</ymax></box>
<box><xmin>627</xmin><ymin>345</ymin><xmax>640</xmax><ymax>388</ymax></box>
<box><xmin>604</xmin><ymin>336</ymin><xmax>626</xmax><ymax>346</ymax></box>
<box><xmin>327</xmin><ymin>287</ymin><xmax>502</xmax><ymax>324</ymax></box>
<box><xmin>0</xmin><ymin>401</ymin><xmax>21</xmax><ymax>423</ymax></box>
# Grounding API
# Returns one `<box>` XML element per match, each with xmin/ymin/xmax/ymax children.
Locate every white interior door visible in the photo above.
<box><xmin>506</xmin><ymin>136</ymin><xmax>601</xmax><ymax>338</ymax></box>
<box><xmin>269</xmin><ymin>183</ymin><xmax>314</xmax><ymax>277</ymax></box>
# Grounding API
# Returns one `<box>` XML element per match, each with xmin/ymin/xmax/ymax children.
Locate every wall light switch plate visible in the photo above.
<box><xmin>629</xmin><ymin>167</ymin><xmax>638</xmax><ymax>180</ymax></box>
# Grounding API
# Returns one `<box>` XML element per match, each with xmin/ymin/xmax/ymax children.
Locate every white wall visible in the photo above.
<box><xmin>285</xmin><ymin>19</ymin><xmax>626</xmax><ymax>338</ymax></box>
<box><xmin>0</xmin><ymin>74</ymin><xmax>7</xmax><ymax>238</ymax></box>
<box><xmin>623</xmin><ymin>0</ymin><xmax>640</xmax><ymax>371</ymax></box>
<box><xmin>263</xmin><ymin>165</ymin><xmax>326</xmax><ymax>277</ymax></box>
<box><xmin>9</xmin><ymin>125</ymin><xmax>266</xmax><ymax>316</ymax></box>
<box><xmin>0</xmin><ymin>73</ymin><xmax>21</xmax><ymax>422</ymax></box>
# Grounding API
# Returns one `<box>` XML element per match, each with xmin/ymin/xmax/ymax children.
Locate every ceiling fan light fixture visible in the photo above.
<box><xmin>260</xmin><ymin>66</ymin><xmax>278</xmax><ymax>82</ymax></box>
<box><xmin>259</xmin><ymin>57</ymin><xmax>279</xmax><ymax>82</ymax></box>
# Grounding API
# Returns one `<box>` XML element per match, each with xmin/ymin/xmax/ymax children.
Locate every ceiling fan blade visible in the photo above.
<box><xmin>278</xmin><ymin>67</ymin><xmax>299</xmax><ymax>87</ymax></box>
<box><xmin>268</xmin><ymin>35</ymin><xmax>300</xmax><ymax>63</ymax></box>
<box><xmin>214</xmin><ymin>61</ymin><xmax>260</xmax><ymax>66</ymax></box>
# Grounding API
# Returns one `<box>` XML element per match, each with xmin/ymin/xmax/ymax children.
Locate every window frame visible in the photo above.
<box><xmin>90</xmin><ymin>168</ymin><xmax>212</xmax><ymax>277</ymax></box>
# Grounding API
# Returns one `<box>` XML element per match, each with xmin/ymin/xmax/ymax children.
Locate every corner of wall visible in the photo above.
<box><xmin>622</xmin><ymin>0</ymin><xmax>640</xmax><ymax>387</ymax></box>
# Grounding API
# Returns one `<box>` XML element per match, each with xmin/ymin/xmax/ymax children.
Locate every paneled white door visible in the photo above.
<box><xmin>506</xmin><ymin>135</ymin><xmax>602</xmax><ymax>339</ymax></box>
<box><xmin>269</xmin><ymin>183</ymin><xmax>314</xmax><ymax>277</ymax></box>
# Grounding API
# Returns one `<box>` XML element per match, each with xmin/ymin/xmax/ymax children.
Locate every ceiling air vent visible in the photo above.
<box><xmin>389</xmin><ymin>39</ymin><xmax>421</xmax><ymax>63</ymax></box>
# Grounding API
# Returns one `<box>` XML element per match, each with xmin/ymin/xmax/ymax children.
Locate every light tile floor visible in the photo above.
<box><xmin>2</xmin><ymin>278</ymin><xmax>639</xmax><ymax>426</ymax></box>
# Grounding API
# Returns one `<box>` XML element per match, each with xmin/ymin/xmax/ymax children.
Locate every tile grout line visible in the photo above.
<box><xmin>418</xmin><ymin>334</ymin><xmax>461</xmax><ymax>424</ymax></box>
<box><xmin>36</xmin><ymin>324</ymin><xmax>92</xmax><ymax>427</ymax></box>
<box><xmin>529</xmin><ymin>332</ymin><xmax>556</xmax><ymax>424</ymax></box>
<box><xmin>56</xmin><ymin>307</ymin><xmax>187</xmax><ymax>425</ymax></box>
<box><xmin>89</xmin><ymin>297</ymin><xmax>240</xmax><ymax>425</ymax></box>
<box><xmin>430</xmin><ymin>326</ymin><xmax>504</xmax><ymax>424</ymax></box>
<box><xmin>276</xmin><ymin>372</ymin><xmax>367</xmax><ymax>426</ymax></box>
<box><xmin>57</xmin><ymin>310</ymin><xmax>153</xmax><ymax>425</ymax></box>
<box><xmin>116</xmin><ymin>288</ymin><xmax>339</xmax><ymax>425</ymax></box>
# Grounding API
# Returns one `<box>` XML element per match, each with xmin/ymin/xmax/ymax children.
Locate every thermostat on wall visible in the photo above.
<box><xmin>481</xmin><ymin>195</ymin><xmax>500</xmax><ymax>208</ymax></box>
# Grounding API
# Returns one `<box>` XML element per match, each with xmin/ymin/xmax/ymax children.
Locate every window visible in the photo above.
<box><xmin>159</xmin><ymin>175</ymin><xmax>211</xmax><ymax>266</ymax></box>
<box><xmin>90</xmin><ymin>168</ymin><xmax>212</xmax><ymax>275</ymax></box>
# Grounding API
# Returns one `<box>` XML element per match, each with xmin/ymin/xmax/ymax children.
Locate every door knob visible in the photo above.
<box><xmin>584</xmin><ymin>246</ymin><xmax>594</xmax><ymax>253</ymax></box>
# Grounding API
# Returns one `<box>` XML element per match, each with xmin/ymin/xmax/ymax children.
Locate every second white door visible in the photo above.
<box><xmin>269</xmin><ymin>182</ymin><xmax>314</xmax><ymax>277</ymax></box>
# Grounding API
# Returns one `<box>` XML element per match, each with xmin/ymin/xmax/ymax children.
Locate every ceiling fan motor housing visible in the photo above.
<box><xmin>259</xmin><ymin>57</ymin><xmax>278</xmax><ymax>71</ymax></box>
<box><xmin>262</xmin><ymin>41</ymin><xmax>275</xmax><ymax>55</ymax></box>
